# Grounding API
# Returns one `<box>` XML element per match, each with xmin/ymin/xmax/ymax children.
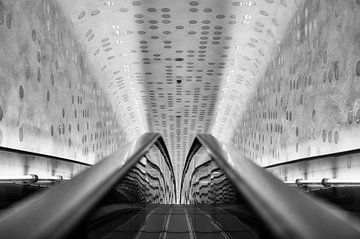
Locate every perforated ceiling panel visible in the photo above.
<box><xmin>57</xmin><ymin>0</ymin><xmax>300</xmax><ymax>183</ymax></box>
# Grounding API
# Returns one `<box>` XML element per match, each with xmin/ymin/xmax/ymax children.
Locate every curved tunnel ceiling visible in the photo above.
<box><xmin>56</xmin><ymin>0</ymin><xmax>301</xmax><ymax>181</ymax></box>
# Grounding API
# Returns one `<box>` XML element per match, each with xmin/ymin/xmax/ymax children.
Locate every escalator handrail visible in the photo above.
<box><xmin>0</xmin><ymin>132</ymin><xmax>175</xmax><ymax>239</ymax></box>
<box><xmin>182</xmin><ymin>134</ymin><xmax>360</xmax><ymax>239</ymax></box>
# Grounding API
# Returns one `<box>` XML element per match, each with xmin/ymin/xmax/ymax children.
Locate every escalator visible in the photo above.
<box><xmin>80</xmin><ymin>204</ymin><xmax>260</xmax><ymax>239</ymax></box>
<box><xmin>0</xmin><ymin>133</ymin><xmax>360</xmax><ymax>239</ymax></box>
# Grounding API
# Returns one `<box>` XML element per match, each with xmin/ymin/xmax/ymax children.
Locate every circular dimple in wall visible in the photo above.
<box><xmin>356</xmin><ymin>108</ymin><xmax>360</xmax><ymax>124</ymax></box>
<box><xmin>328</xmin><ymin>68</ymin><xmax>333</xmax><ymax>83</ymax></box>
<box><xmin>295</xmin><ymin>126</ymin><xmax>299</xmax><ymax>137</ymax></box>
<box><xmin>50</xmin><ymin>73</ymin><xmax>54</xmax><ymax>85</ymax></box>
<box><xmin>0</xmin><ymin>6</ymin><xmax>4</xmax><ymax>25</ymax></box>
<box><xmin>19</xmin><ymin>85</ymin><xmax>24</xmax><ymax>99</ymax></box>
<box><xmin>37</xmin><ymin>51</ymin><xmax>41</xmax><ymax>63</ymax></box>
<box><xmin>322</xmin><ymin>70</ymin><xmax>327</xmax><ymax>83</ymax></box>
<box><xmin>119</xmin><ymin>8</ymin><xmax>128</xmax><ymax>13</ymax></box>
<box><xmin>46</xmin><ymin>90</ymin><xmax>50</xmax><ymax>102</ymax></box>
<box><xmin>328</xmin><ymin>131</ymin><xmax>332</xmax><ymax>143</ymax></box>
<box><xmin>78</xmin><ymin>11</ymin><xmax>85</xmax><ymax>19</ymax></box>
<box><xmin>37</xmin><ymin>67</ymin><xmax>41</xmax><ymax>81</ymax></box>
<box><xmin>312</xmin><ymin>109</ymin><xmax>316</xmax><ymax>122</ymax></box>
<box><xmin>92</xmin><ymin>9</ymin><xmax>101</xmax><ymax>15</ymax></box>
<box><xmin>322</xmin><ymin>129</ymin><xmax>326</xmax><ymax>142</ymax></box>
<box><xmin>32</xmin><ymin>29</ymin><xmax>36</xmax><ymax>42</ymax></box>
<box><xmin>19</xmin><ymin>127</ymin><xmax>23</xmax><ymax>142</ymax></box>
<box><xmin>348</xmin><ymin>109</ymin><xmax>353</xmax><ymax>124</ymax></box>
<box><xmin>356</xmin><ymin>60</ymin><xmax>360</xmax><ymax>76</ymax></box>
<box><xmin>280</xmin><ymin>0</ymin><xmax>288</xmax><ymax>7</ymax></box>
<box><xmin>334</xmin><ymin>61</ymin><xmax>339</xmax><ymax>80</ymax></box>
<box><xmin>5</xmin><ymin>13</ymin><xmax>11</xmax><ymax>29</ymax></box>
<box><xmin>25</xmin><ymin>62</ymin><xmax>31</xmax><ymax>79</ymax></box>
<box><xmin>334</xmin><ymin>131</ymin><xmax>339</xmax><ymax>144</ymax></box>
<box><xmin>323</xmin><ymin>49</ymin><xmax>327</xmax><ymax>64</ymax></box>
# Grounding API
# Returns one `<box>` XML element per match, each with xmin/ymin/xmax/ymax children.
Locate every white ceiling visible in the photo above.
<box><xmin>57</xmin><ymin>0</ymin><xmax>301</xmax><ymax>182</ymax></box>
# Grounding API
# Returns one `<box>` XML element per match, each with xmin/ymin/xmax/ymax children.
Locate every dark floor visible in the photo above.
<box><xmin>80</xmin><ymin>204</ymin><xmax>262</xmax><ymax>239</ymax></box>
<box><xmin>2</xmin><ymin>184</ymin><xmax>360</xmax><ymax>239</ymax></box>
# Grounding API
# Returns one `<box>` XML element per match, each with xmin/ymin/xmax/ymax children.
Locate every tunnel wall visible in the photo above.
<box><xmin>0</xmin><ymin>0</ymin><xmax>125</xmax><ymax>176</ymax></box>
<box><xmin>231</xmin><ymin>0</ymin><xmax>360</xmax><ymax>179</ymax></box>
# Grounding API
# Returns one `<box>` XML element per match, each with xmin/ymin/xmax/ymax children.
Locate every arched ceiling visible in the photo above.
<box><xmin>56</xmin><ymin>0</ymin><xmax>301</xmax><ymax>182</ymax></box>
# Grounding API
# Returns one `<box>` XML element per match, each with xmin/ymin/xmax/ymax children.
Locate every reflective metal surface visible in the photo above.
<box><xmin>0</xmin><ymin>133</ymin><xmax>176</xmax><ymax>239</ymax></box>
<box><xmin>181</xmin><ymin>134</ymin><xmax>360</xmax><ymax>239</ymax></box>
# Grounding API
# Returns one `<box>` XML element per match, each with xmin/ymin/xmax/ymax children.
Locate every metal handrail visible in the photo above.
<box><xmin>0</xmin><ymin>174</ymin><xmax>65</xmax><ymax>184</ymax></box>
<box><xmin>0</xmin><ymin>132</ymin><xmax>176</xmax><ymax>239</ymax></box>
<box><xmin>283</xmin><ymin>178</ymin><xmax>360</xmax><ymax>187</ymax></box>
<box><xmin>0</xmin><ymin>174</ymin><xmax>38</xmax><ymax>183</ymax></box>
<box><xmin>181</xmin><ymin>134</ymin><xmax>360</xmax><ymax>239</ymax></box>
<box><xmin>265</xmin><ymin>147</ymin><xmax>360</xmax><ymax>169</ymax></box>
<box><xmin>0</xmin><ymin>146</ymin><xmax>91</xmax><ymax>166</ymax></box>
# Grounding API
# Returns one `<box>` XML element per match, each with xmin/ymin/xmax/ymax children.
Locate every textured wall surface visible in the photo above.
<box><xmin>0</xmin><ymin>0</ymin><xmax>126</xmax><ymax>176</ymax></box>
<box><xmin>231</xmin><ymin>0</ymin><xmax>360</xmax><ymax>179</ymax></box>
